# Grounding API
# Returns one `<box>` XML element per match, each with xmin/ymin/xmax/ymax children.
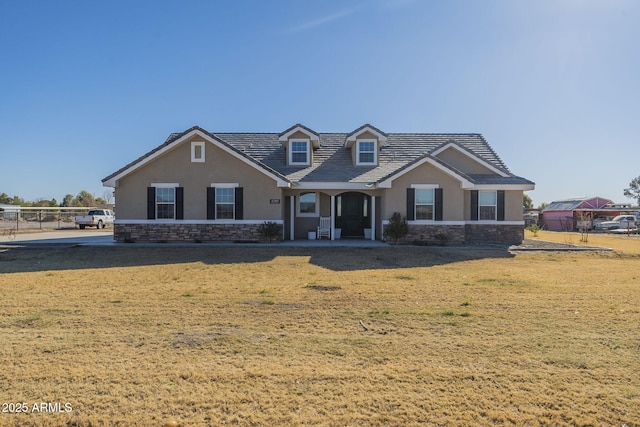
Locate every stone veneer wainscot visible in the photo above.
<box><xmin>114</xmin><ymin>223</ymin><xmax>271</xmax><ymax>242</ymax></box>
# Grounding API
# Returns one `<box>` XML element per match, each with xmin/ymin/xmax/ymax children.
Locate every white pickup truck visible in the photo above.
<box><xmin>594</xmin><ymin>215</ymin><xmax>636</xmax><ymax>231</ymax></box>
<box><xmin>75</xmin><ymin>209</ymin><xmax>115</xmax><ymax>229</ymax></box>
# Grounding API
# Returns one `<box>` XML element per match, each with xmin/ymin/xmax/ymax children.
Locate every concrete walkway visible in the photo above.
<box><xmin>0</xmin><ymin>229</ymin><xmax>389</xmax><ymax>247</ymax></box>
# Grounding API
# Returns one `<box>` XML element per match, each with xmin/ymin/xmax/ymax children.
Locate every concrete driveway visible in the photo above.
<box><xmin>0</xmin><ymin>229</ymin><xmax>115</xmax><ymax>246</ymax></box>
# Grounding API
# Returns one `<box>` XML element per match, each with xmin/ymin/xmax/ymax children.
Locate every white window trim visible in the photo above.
<box><xmin>289</xmin><ymin>139</ymin><xmax>311</xmax><ymax>166</ymax></box>
<box><xmin>191</xmin><ymin>141</ymin><xmax>205</xmax><ymax>163</ymax></box>
<box><xmin>356</xmin><ymin>140</ymin><xmax>377</xmax><ymax>166</ymax></box>
<box><xmin>410</xmin><ymin>184</ymin><xmax>440</xmax><ymax>222</ymax></box>
<box><xmin>410</xmin><ymin>184</ymin><xmax>440</xmax><ymax>189</ymax></box>
<box><xmin>415</xmin><ymin>188</ymin><xmax>435</xmax><ymax>221</ymax></box>
<box><xmin>386</xmin><ymin>220</ymin><xmax>525</xmax><ymax>226</ymax></box>
<box><xmin>296</xmin><ymin>192</ymin><xmax>319</xmax><ymax>217</ymax></box>
<box><xmin>117</xmin><ymin>219</ymin><xmax>284</xmax><ymax>225</ymax></box>
<box><xmin>151</xmin><ymin>182</ymin><xmax>180</xmax><ymax>188</ymax></box>
<box><xmin>210</xmin><ymin>183</ymin><xmax>239</xmax><ymax>188</ymax></box>
<box><xmin>152</xmin><ymin>184</ymin><xmax>178</xmax><ymax>220</ymax></box>
<box><xmin>211</xmin><ymin>183</ymin><xmax>238</xmax><ymax>220</ymax></box>
<box><xmin>478</xmin><ymin>190</ymin><xmax>497</xmax><ymax>221</ymax></box>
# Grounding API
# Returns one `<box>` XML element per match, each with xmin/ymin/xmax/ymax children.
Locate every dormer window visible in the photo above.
<box><xmin>290</xmin><ymin>140</ymin><xmax>310</xmax><ymax>165</ymax></box>
<box><xmin>356</xmin><ymin>140</ymin><xmax>376</xmax><ymax>165</ymax></box>
<box><xmin>345</xmin><ymin>124</ymin><xmax>387</xmax><ymax>167</ymax></box>
<box><xmin>279</xmin><ymin>124</ymin><xmax>320</xmax><ymax>167</ymax></box>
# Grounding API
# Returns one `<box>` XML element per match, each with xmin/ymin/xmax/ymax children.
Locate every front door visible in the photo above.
<box><xmin>337</xmin><ymin>192</ymin><xmax>370</xmax><ymax>237</ymax></box>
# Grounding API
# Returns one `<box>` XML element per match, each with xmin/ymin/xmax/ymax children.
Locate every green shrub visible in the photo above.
<box><xmin>384</xmin><ymin>212</ymin><xmax>408</xmax><ymax>244</ymax></box>
<box><xmin>258</xmin><ymin>221</ymin><xmax>281</xmax><ymax>242</ymax></box>
<box><xmin>527</xmin><ymin>224</ymin><xmax>541</xmax><ymax>237</ymax></box>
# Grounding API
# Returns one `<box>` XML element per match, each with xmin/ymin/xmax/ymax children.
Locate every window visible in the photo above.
<box><xmin>148</xmin><ymin>184</ymin><xmax>183</xmax><ymax>220</ymax></box>
<box><xmin>357</xmin><ymin>140</ymin><xmax>376</xmax><ymax>165</ymax></box>
<box><xmin>216</xmin><ymin>187</ymin><xmax>235</xmax><ymax>219</ymax></box>
<box><xmin>156</xmin><ymin>187</ymin><xmax>175</xmax><ymax>219</ymax></box>
<box><xmin>415</xmin><ymin>189</ymin><xmax>434</xmax><ymax>220</ymax></box>
<box><xmin>297</xmin><ymin>192</ymin><xmax>318</xmax><ymax>216</ymax></box>
<box><xmin>191</xmin><ymin>141</ymin><xmax>205</xmax><ymax>162</ymax></box>
<box><xmin>207</xmin><ymin>184</ymin><xmax>242</xmax><ymax>220</ymax></box>
<box><xmin>407</xmin><ymin>186</ymin><xmax>442</xmax><ymax>221</ymax></box>
<box><xmin>479</xmin><ymin>191</ymin><xmax>497</xmax><ymax>220</ymax></box>
<box><xmin>290</xmin><ymin>140</ymin><xmax>310</xmax><ymax>165</ymax></box>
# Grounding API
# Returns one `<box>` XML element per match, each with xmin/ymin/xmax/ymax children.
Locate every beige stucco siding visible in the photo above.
<box><xmin>289</xmin><ymin>130</ymin><xmax>310</xmax><ymax>140</ymax></box>
<box><xmin>435</xmin><ymin>148</ymin><xmax>497</xmax><ymax>174</ymax></box>
<box><xmin>380</xmin><ymin>163</ymin><xmax>525</xmax><ymax>222</ymax></box>
<box><xmin>381</xmin><ymin>164</ymin><xmax>464</xmax><ymax>221</ymax></box>
<box><xmin>463</xmin><ymin>190</ymin><xmax>525</xmax><ymax>221</ymax></box>
<box><xmin>114</xmin><ymin>136</ymin><xmax>283</xmax><ymax>220</ymax></box>
<box><xmin>504</xmin><ymin>191</ymin><xmax>524</xmax><ymax>221</ymax></box>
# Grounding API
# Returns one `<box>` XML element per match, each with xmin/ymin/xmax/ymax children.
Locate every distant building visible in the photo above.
<box><xmin>541</xmin><ymin>197</ymin><xmax>619</xmax><ymax>231</ymax></box>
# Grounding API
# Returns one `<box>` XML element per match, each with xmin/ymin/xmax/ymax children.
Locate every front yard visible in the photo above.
<box><xmin>0</xmin><ymin>243</ymin><xmax>638</xmax><ymax>426</ymax></box>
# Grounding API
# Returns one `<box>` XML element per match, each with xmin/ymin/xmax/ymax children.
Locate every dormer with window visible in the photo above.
<box><xmin>344</xmin><ymin>124</ymin><xmax>387</xmax><ymax>166</ymax></box>
<box><xmin>278</xmin><ymin>124</ymin><xmax>320</xmax><ymax>166</ymax></box>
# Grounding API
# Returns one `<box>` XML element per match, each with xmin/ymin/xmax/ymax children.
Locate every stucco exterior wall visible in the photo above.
<box><xmin>114</xmin><ymin>136</ymin><xmax>283</xmax><ymax>220</ymax></box>
<box><xmin>435</xmin><ymin>148</ymin><xmax>496</xmax><ymax>175</ymax></box>
<box><xmin>504</xmin><ymin>191</ymin><xmax>525</xmax><ymax>221</ymax></box>
<box><xmin>380</xmin><ymin>163</ymin><xmax>463</xmax><ymax>221</ymax></box>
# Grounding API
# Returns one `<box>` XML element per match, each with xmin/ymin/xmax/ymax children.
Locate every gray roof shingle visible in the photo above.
<box><xmin>103</xmin><ymin>126</ymin><xmax>534</xmax><ymax>187</ymax></box>
<box><xmin>215</xmin><ymin>131</ymin><xmax>533</xmax><ymax>185</ymax></box>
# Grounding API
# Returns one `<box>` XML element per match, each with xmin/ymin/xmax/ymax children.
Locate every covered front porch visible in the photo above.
<box><xmin>284</xmin><ymin>189</ymin><xmax>382</xmax><ymax>241</ymax></box>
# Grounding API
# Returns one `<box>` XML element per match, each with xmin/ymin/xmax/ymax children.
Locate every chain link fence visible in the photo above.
<box><xmin>0</xmin><ymin>208</ymin><xmax>98</xmax><ymax>231</ymax></box>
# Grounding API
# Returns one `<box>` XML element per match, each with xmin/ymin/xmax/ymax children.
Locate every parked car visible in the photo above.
<box><xmin>594</xmin><ymin>215</ymin><xmax>636</xmax><ymax>231</ymax></box>
<box><xmin>577</xmin><ymin>215</ymin><xmax>613</xmax><ymax>231</ymax></box>
<box><xmin>75</xmin><ymin>209</ymin><xmax>115</xmax><ymax>229</ymax></box>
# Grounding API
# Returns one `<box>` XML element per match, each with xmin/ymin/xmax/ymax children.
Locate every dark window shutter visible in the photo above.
<box><xmin>147</xmin><ymin>187</ymin><xmax>156</xmax><ymax>220</ymax></box>
<box><xmin>207</xmin><ymin>187</ymin><xmax>216</xmax><ymax>220</ymax></box>
<box><xmin>435</xmin><ymin>188</ymin><xmax>443</xmax><ymax>221</ymax></box>
<box><xmin>497</xmin><ymin>190</ymin><xmax>505</xmax><ymax>221</ymax></box>
<box><xmin>406</xmin><ymin>188</ymin><xmax>415</xmax><ymax>221</ymax></box>
<box><xmin>470</xmin><ymin>190</ymin><xmax>479</xmax><ymax>221</ymax></box>
<box><xmin>175</xmin><ymin>187</ymin><xmax>184</xmax><ymax>220</ymax></box>
<box><xmin>235</xmin><ymin>187</ymin><xmax>244</xmax><ymax>220</ymax></box>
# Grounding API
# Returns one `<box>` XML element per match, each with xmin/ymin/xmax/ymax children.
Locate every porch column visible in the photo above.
<box><xmin>330</xmin><ymin>195</ymin><xmax>335</xmax><ymax>240</ymax></box>
<box><xmin>289</xmin><ymin>195</ymin><xmax>295</xmax><ymax>240</ymax></box>
<box><xmin>371</xmin><ymin>196</ymin><xmax>376</xmax><ymax>240</ymax></box>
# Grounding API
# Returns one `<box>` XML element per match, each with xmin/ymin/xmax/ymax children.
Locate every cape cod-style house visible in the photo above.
<box><xmin>102</xmin><ymin>124</ymin><xmax>534</xmax><ymax>244</ymax></box>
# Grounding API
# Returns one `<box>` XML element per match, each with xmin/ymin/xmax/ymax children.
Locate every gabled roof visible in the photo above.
<box><xmin>345</xmin><ymin>124</ymin><xmax>388</xmax><ymax>148</ymax></box>
<box><xmin>102</xmin><ymin>126</ymin><xmax>290</xmax><ymax>188</ymax></box>
<box><xmin>542</xmin><ymin>197</ymin><xmax>614</xmax><ymax>212</ymax></box>
<box><xmin>431</xmin><ymin>139</ymin><xmax>509</xmax><ymax>177</ymax></box>
<box><xmin>103</xmin><ymin>124</ymin><xmax>535</xmax><ymax>191</ymax></box>
<box><xmin>278</xmin><ymin>124</ymin><xmax>320</xmax><ymax>148</ymax></box>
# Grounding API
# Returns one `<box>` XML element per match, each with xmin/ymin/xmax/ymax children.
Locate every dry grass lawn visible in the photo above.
<box><xmin>527</xmin><ymin>229</ymin><xmax>640</xmax><ymax>254</ymax></box>
<box><xmin>0</xmin><ymin>239</ymin><xmax>639</xmax><ymax>426</ymax></box>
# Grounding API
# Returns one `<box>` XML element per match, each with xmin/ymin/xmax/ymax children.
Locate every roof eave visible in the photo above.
<box><xmin>431</xmin><ymin>140</ymin><xmax>509</xmax><ymax>177</ymax></box>
<box><xmin>102</xmin><ymin>127</ymin><xmax>291</xmax><ymax>188</ymax></box>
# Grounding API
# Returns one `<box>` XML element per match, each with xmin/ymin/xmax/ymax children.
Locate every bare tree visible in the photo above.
<box><xmin>102</xmin><ymin>190</ymin><xmax>114</xmax><ymax>206</ymax></box>
<box><xmin>576</xmin><ymin>211</ymin><xmax>592</xmax><ymax>243</ymax></box>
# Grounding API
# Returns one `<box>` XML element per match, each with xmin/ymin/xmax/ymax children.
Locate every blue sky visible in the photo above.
<box><xmin>1</xmin><ymin>0</ymin><xmax>638</xmax><ymax>207</ymax></box>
